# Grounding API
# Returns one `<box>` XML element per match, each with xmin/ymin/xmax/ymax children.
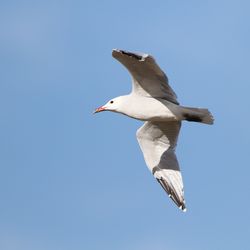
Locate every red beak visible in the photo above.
<box><xmin>93</xmin><ymin>106</ymin><xmax>106</xmax><ymax>114</ymax></box>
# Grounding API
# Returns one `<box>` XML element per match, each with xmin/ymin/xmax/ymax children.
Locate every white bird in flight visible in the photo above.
<box><xmin>94</xmin><ymin>49</ymin><xmax>214</xmax><ymax>212</ymax></box>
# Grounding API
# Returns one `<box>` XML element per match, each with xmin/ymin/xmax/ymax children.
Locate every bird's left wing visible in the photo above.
<box><xmin>136</xmin><ymin>121</ymin><xmax>186</xmax><ymax>211</ymax></box>
<box><xmin>112</xmin><ymin>49</ymin><xmax>179</xmax><ymax>104</ymax></box>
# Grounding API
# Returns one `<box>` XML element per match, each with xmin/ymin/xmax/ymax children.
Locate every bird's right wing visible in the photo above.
<box><xmin>136</xmin><ymin>121</ymin><xmax>186</xmax><ymax>211</ymax></box>
<box><xmin>112</xmin><ymin>49</ymin><xmax>179</xmax><ymax>104</ymax></box>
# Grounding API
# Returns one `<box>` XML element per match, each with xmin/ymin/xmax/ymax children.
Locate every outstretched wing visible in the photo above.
<box><xmin>112</xmin><ymin>49</ymin><xmax>179</xmax><ymax>105</ymax></box>
<box><xmin>136</xmin><ymin>121</ymin><xmax>186</xmax><ymax>211</ymax></box>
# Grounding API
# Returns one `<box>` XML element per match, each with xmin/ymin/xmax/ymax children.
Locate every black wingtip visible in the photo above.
<box><xmin>179</xmin><ymin>204</ymin><xmax>187</xmax><ymax>212</ymax></box>
<box><xmin>120</xmin><ymin>50</ymin><xmax>143</xmax><ymax>60</ymax></box>
<box><xmin>157</xmin><ymin>178</ymin><xmax>186</xmax><ymax>212</ymax></box>
<box><xmin>112</xmin><ymin>49</ymin><xmax>142</xmax><ymax>60</ymax></box>
<box><xmin>112</xmin><ymin>49</ymin><xmax>149</xmax><ymax>61</ymax></box>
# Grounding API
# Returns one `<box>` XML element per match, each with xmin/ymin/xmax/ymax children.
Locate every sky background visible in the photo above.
<box><xmin>0</xmin><ymin>0</ymin><xmax>250</xmax><ymax>249</ymax></box>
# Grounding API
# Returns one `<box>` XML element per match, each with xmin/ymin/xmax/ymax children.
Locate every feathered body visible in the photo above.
<box><xmin>94</xmin><ymin>49</ymin><xmax>214</xmax><ymax>212</ymax></box>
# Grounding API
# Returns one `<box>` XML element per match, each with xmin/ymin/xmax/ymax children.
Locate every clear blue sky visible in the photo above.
<box><xmin>0</xmin><ymin>1</ymin><xmax>249</xmax><ymax>249</ymax></box>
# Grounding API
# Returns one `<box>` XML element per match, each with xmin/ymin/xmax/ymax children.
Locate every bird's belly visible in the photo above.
<box><xmin>124</xmin><ymin>99</ymin><xmax>179</xmax><ymax>122</ymax></box>
<box><xmin>133</xmin><ymin>109</ymin><xmax>177</xmax><ymax>121</ymax></box>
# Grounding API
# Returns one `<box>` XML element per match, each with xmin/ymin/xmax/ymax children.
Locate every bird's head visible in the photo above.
<box><xmin>94</xmin><ymin>96</ymin><xmax>125</xmax><ymax>114</ymax></box>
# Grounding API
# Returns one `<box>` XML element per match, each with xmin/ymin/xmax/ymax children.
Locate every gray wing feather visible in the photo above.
<box><xmin>112</xmin><ymin>49</ymin><xmax>179</xmax><ymax>104</ymax></box>
<box><xmin>136</xmin><ymin>121</ymin><xmax>186</xmax><ymax>211</ymax></box>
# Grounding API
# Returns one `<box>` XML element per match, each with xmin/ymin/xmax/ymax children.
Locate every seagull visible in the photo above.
<box><xmin>94</xmin><ymin>49</ymin><xmax>214</xmax><ymax>212</ymax></box>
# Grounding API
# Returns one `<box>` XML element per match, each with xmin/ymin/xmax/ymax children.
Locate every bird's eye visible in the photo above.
<box><xmin>110</xmin><ymin>100</ymin><xmax>114</xmax><ymax>104</ymax></box>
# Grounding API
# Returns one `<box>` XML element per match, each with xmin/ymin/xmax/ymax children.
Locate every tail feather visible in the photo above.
<box><xmin>182</xmin><ymin>107</ymin><xmax>214</xmax><ymax>125</ymax></box>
